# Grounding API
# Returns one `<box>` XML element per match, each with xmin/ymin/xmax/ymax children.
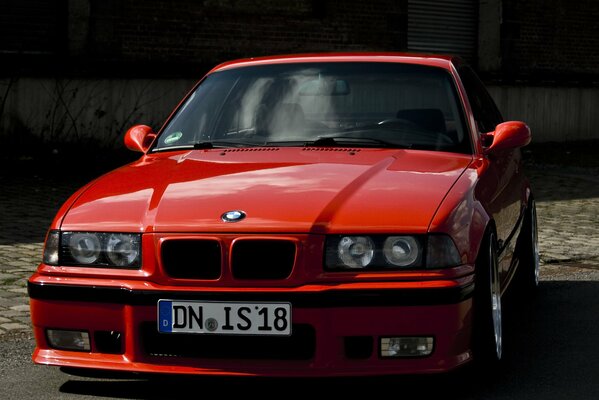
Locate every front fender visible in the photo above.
<box><xmin>428</xmin><ymin>158</ymin><xmax>491</xmax><ymax>265</ymax></box>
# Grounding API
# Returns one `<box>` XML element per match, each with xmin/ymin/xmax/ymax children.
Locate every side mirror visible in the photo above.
<box><xmin>124</xmin><ymin>125</ymin><xmax>156</xmax><ymax>153</ymax></box>
<box><xmin>483</xmin><ymin>121</ymin><xmax>531</xmax><ymax>154</ymax></box>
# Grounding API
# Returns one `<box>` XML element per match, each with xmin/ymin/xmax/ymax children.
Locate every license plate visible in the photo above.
<box><xmin>157</xmin><ymin>300</ymin><xmax>292</xmax><ymax>336</ymax></box>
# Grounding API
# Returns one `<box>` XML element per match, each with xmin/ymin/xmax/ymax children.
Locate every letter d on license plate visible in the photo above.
<box><xmin>158</xmin><ymin>300</ymin><xmax>292</xmax><ymax>336</ymax></box>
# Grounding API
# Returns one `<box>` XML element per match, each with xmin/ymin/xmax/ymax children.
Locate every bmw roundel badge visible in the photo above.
<box><xmin>221</xmin><ymin>210</ymin><xmax>246</xmax><ymax>222</ymax></box>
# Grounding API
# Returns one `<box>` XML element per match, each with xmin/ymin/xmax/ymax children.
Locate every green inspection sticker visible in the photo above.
<box><xmin>164</xmin><ymin>131</ymin><xmax>183</xmax><ymax>145</ymax></box>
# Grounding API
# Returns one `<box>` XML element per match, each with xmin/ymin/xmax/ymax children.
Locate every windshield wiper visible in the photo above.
<box><xmin>193</xmin><ymin>141</ymin><xmax>260</xmax><ymax>149</ymax></box>
<box><xmin>305</xmin><ymin>136</ymin><xmax>411</xmax><ymax>149</ymax></box>
<box><xmin>193</xmin><ymin>141</ymin><xmax>215</xmax><ymax>149</ymax></box>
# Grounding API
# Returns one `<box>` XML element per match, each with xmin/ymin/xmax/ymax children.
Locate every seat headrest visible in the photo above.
<box><xmin>255</xmin><ymin>103</ymin><xmax>306</xmax><ymax>137</ymax></box>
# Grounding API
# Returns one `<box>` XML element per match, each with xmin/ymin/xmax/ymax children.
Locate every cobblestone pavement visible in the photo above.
<box><xmin>0</xmin><ymin>172</ymin><xmax>86</xmax><ymax>336</ymax></box>
<box><xmin>1</xmin><ymin>165</ymin><xmax>598</xmax><ymax>336</ymax></box>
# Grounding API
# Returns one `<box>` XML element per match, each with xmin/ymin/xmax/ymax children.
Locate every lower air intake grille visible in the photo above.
<box><xmin>142</xmin><ymin>323</ymin><xmax>315</xmax><ymax>360</ymax></box>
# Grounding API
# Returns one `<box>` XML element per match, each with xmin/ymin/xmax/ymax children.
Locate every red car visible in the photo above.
<box><xmin>28</xmin><ymin>53</ymin><xmax>538</xmax><ymax>376</ymax></box>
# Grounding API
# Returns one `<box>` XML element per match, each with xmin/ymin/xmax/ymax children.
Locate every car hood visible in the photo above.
<box><xmin>61</xmin><ymin>148</ymin><xmax>472</xmax><ymax>234</ymax></box>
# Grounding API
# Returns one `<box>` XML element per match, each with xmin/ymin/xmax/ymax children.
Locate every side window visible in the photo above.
<box><xmin>458</xmin><ymin>67</ymin><xmax>503</xmax><ymax>133</ymax></box>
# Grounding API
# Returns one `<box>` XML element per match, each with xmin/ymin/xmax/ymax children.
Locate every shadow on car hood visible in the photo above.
<box><xmin>61</xmin><ymin>148</ymin><xmax>472</xmax><ymax>234</ymax></box>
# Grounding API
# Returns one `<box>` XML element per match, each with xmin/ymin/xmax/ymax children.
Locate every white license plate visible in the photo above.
<box><xmin>157</xmin><ymin>300</ymin><xmax>292</xmax><ymax>336</ymax></box>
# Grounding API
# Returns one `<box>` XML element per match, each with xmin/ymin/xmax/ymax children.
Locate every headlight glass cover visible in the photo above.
<box><xmin>337</xmin><ymin>236</ymin><xmax>375</xmax><ymax>268</ymax></box>
<box><xmin>47</xmin><ymin>231</ymin><xmax>142</xmax><ymax>268</ymax></box>
<box><xmin>326</xmin><ymin>234</ymin><xmax>460</xmax><ymax>270</ymax></box>
<box><xmin>383</xmin><ymin>236</ymin><xmax>420</xmax><ymax>266</ymax></box>
<box><xmin>68</xmin><ymin>232</ymin><xmax>102</xmax><ymax>264</ymax></box>
<box><xmin>105</xmin><ymin>233</ymin><xmax>141</xmax><ymax>267</ymax></box>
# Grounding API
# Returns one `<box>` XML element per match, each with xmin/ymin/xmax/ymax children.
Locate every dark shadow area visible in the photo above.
<box><xmin>57</xmin><ymin>280</ymin><xmax>599</xmax><ymax>399</ymax></box>
<box><xmin>524</xmin><ymin>140</ymin><xmax>599</xmax><ymax>170</ymax></box>
<box><xmin>528</xmin><ymin>168</ymin><xmax>599</xmax><ymax>203</ymax></box>
<box><xmin>523</xmin><ymin>140</ymin><xmax>599</xmax><ymax>203</ymax></box>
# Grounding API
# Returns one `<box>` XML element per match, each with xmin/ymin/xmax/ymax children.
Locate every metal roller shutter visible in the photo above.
<box><xmin>407</xmin><ymin>0</ymin><xmax>478</xmax><ymax>61</ymax></box>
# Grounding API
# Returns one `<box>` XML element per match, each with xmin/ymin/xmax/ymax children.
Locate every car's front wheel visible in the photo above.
<box><xmin>473</xmin><ymin>230</ymin><xmax>502</xmax><ymax>366</ymax></box>
<box><xmin>517</xmin><ymin>198</ymin><xmax>540</xmax><ymax>292</ymax></box>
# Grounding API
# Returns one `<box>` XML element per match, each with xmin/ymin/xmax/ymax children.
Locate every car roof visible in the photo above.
<box><xmin>208</xmin><ymin>52</ymin><xmax>462</xmax><ymax>74</ymax></box>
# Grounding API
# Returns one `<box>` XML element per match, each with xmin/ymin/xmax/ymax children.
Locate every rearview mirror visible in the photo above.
<box><xmin>124</xmin><ymin>125</ymin><xmax>156</xmax><ymax>153</ymax></box>
<box><xmin>484</xmin><ymin>121</ymin><xmax>531</xmax><ymax>154</ymax></box>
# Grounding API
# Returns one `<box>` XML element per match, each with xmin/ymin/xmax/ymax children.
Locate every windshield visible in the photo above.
<box><xmin>154</xmin><ymin>62</ymin><xmax>471</xmax><ymax>153</ymax></box>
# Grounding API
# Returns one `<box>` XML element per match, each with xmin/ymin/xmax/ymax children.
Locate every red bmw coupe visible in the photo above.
<box><xmin>28</xmin><ymin>53</ymin><xmax>538</xmax><ymax>377</ymax></box>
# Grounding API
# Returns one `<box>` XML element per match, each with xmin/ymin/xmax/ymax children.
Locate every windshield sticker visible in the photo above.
<box><xmin>164</xmin><ymin>131</ymin><xmax>183</xmax><ymax>145</ymax></box>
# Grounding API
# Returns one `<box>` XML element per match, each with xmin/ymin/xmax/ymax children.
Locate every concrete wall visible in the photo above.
<box><xmin>3</xmin><ymin>1</ymin><xmax>598</xmax><ymax>146</ymax></box>
<box><xmin>488</xmin><ymin>85</ymin><xmax>599</xmax><ymax>142</ymax></box>
<box><xmin>0</xmin><ymin>77</ymin><xmax>195</xmax><ymax>149</ymax></box>
<box><xmin>1</xmin><ymin>78</ymin><xmax>597</xmax><ymax>147</ymax></box>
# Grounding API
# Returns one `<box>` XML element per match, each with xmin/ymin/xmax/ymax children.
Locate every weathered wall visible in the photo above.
<box><xmin>2</xmin><ymin>0</ymin><xmax>406</xmax><ymax>77</ymax></box>
<box><xmin>2</xmin><ymin>78</ymin><xmax>597</xmax><ymax>148</ymax></box>
<box><xmin>488</xmin><ymin>86</ymin><xmax>599</xmax><ymax>142</ymax></box>
<box><xmin>5</xmin><ymin>0</ymin><xmax>598</xmax><ymax>80</ymax></box>
<box><xmin>115</xmin><ymin>0</ymin><xmax>405</xmax><ymax>63</ymax></box>
<box><xmin>500</xmin><ymin>0</ymin><xmax>599</xmax><ymax>80</ymax></box>
<box><xmin>2</xmin><ymin>0</ymin><xmax>599</xmax><ymax>146</ymax></box>
<box><xmin>0</xmin><ymin>78</ymin><xmax>194</xmax><ymax>149</ymax></box>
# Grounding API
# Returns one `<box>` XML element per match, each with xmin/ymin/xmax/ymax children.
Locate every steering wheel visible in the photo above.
<box><xmin>375</xmin><ymin>118</ymin><xmax>455</xmax><ymax>145</ymax></box>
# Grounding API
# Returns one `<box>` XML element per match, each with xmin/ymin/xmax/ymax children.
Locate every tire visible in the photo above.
<box><xmin>472</xmin><ymin>231</ymin><xmax>503</xmax><ymax>367</ymax></box>
<box><xmin>517</xmin><ymin>198</ymin><xmax>540</xmax><ymax>292</ymax></box>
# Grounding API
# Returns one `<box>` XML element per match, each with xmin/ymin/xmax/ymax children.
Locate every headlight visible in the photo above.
<box><xmin>426</xmin><ymin>235</ymin><xmax>461</xmax><ymax>268</ymax></box>
<box><xmin>326</xmin><ymin>235</ymin><xmax>422</xmax><ymax>270</ymax></box>
<box><xmin>326</xmin><ymin>234</ymin><xmax>460</xmax><ymax>270</ymax></box>
<box><xmin>42</xmin><ymin>230</ymin><xmax>60</xmax><ymax>265</ymax></box>
<box><xmin>51</xmin><ymin>231</ymin><xmax>142</xmax><ymax>269</ymax></box>
<box><xmin>383</xmin><ymin>236</ymin><xmax>420</xmax><ymax>266</ymax></box>
<box><xmin>106</xmin><ymin>233</ymin><xmax>141</xmax><ymax>267</ymax></box>
<box><xmin>68</xmin><ymin>232</ymin><xmax>102</xmax><ymax>264</ymax></box>
<box><xmin>337</xmin><ymin>236</ymin><xmax>375</xmax><ymax>268</ymax></box>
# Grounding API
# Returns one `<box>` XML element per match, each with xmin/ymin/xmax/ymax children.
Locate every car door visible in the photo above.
<box><xmin>459</xmin><ymin>66</ymin><xmax>526</xmax><ymax>284</ymax></box>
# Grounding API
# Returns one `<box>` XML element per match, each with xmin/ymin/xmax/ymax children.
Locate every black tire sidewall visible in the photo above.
<box><xmin>472</xmin><ymin>230</ymin><xmax>502</xmax><ymax>367</ymax></box>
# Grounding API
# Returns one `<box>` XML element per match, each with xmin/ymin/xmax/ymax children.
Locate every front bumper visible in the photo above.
<box><xmin>28</xmin><ymin>277</ymin><xmax>474</xmax><ymax>377</ymax></box>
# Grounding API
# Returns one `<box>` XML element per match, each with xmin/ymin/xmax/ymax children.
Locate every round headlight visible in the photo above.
<box><xmin>383</xmin><ymin>236</ymin><xmax>420</xmax><ymax>267</ymax></box>
<box><xmin>338</xmin><ymin>236</ymin><xmax>374</xmax><ymax>268</ymax></box>
<box><xmin>68</xmin><ymin>233</ymin><xmax>101</xmax><ymax>264</ymax></box>
<box><xmin>106</xmin><ymin>233</ymin><xmax>140</xmax><ymax>267</ymax></box>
